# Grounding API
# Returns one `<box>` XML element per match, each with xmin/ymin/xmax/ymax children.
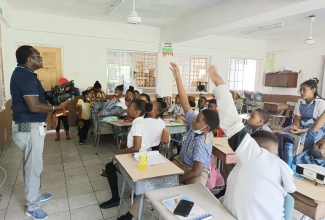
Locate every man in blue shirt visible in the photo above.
<box><xmin>10</xmin><ymin>45</ymin><xmax>70</xmax><ymax>220</ymax></box>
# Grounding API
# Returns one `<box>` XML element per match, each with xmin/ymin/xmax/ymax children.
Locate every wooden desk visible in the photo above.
<box><xmin>263</xmin><ymin>102</ymin><xmax>288</xmax><ymax>113</ymax></box>
<box><xmin>213</xmin><ymin>137</ymin><xmax>237</xmax><ymax>165</ymax></box>
<box><xmin>115</xmin><ymin>153</ymin><xmax>184</xmax><ymax>220</ymax></box>
<box><xmin>145</xmin><ymin>183</ymin><xmax>236</xmax><ymax>220</ymax></box>
<box><xmin>164</xmin><ymin>119</ymin><xmax>187</xmax><ymax>135</ymax></box>
<box><xmin>292</xmin><ymin>178</ymin><xmax>325</xmax><ymax>220</ymax></box>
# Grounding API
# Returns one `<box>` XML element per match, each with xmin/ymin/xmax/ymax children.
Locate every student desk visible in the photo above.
<box><xmin>163</xmin><ymin>119</ymin><xmax>187</xmax><ymax>135</ymax></box>
<box><xmin>115</xmin><ymin>153</ymin><xmax>184</xmax><ymax>220</ymax></box>
<box><xmin>292</xmin><ymin>178</ymin><xmax>325</xmax><ymax>220</ymax></box>
<box><xmin>263</xmin><ymin>102</ymin><xmax>288</xmax><ymax>114</ymax></box>
<box><xmin>145</xmin><ymin>183</ymin><xmax>236</xmax><ymax>220</ymax></box>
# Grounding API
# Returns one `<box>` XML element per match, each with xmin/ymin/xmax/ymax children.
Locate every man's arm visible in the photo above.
<box><xmin>169</xmin><ymin>62</ymin><xmax>191</xmax><ymax>114</ymax></box>
<box><xmin>24</xmin><ymin>96</ymin><xmax>70</xmax><ymax>113</ymax></box>
<box><xmin>311</xmin><ymin>109</ymin><xmax>325</xmax><ymax>132</ymax></box>
<box><xmin>116</xmin><ymin>136</ymin><xmax>142</xmax><ymax>155</ymax></box>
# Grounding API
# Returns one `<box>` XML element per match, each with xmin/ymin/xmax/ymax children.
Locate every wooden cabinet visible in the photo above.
<box><xmin>265</xmin><ymin>73</ymin><xmax>298</xmax><ymax>88</ymax></box>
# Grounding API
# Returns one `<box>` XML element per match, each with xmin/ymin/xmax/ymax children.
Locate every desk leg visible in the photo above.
<box><xmin>117</xmin><ymin>178</ymin><xmax>126</xmax><ymax>218</ymax></box>
<box><xmin>95</xmin><ymin>123</ymin><xmax>101</xmax><ymax>155</ymax></box>
<box><xmin>138</xmin><ymin>194</ymin><xmax>144</xmax><ymax>220</ymax></box>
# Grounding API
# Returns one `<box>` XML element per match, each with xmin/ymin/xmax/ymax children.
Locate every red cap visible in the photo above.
<box><xmin>58</xmin><ymin>77</ymin><xmax>69</xmax><ymax>85</ymax></box>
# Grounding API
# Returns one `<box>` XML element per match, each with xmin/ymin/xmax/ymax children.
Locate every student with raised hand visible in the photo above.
<box><xmin>99</xmin><ymin>99</ymin><xmax>150</xmax><ymax>209</ymax></box>
<box><xmin>285</xmin><ymin>78</ymin><xmax>325</xmax><ymax>152</ymax></box>
<box><xmin>116</xmin><ymin>62</ymin><xmax>220</xmax><ymax>220</ymax></box>
<box><xmin>294</xmin><ymin>109</ymin><xmax>325</xmax><ymax>167</ymax></box>
<box><xmin>245</xmin><ymin>108</ymin><xmax>271</xmax><ymax>134</ymax></box>
<box><xmin>208</xmin><ymin>65</ymin><xmax>296</xmax><ymax>220</ymax></box>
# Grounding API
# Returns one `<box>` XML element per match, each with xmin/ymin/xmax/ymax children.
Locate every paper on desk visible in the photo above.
<box><xmin>134</xmin><ymin>151</ymin><xmax>166</xmax><ymax>165</ymax></box>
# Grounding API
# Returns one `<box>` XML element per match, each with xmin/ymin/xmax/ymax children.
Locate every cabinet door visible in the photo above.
<box><xmin>277</xmin><ymin>74</ymin><xmax>289</xmax><ymax>87</ymax></box>
<box><xmin>265</xmin><ymin>73</ymin><xmax>277</xmax><ymax>86</ymax></box>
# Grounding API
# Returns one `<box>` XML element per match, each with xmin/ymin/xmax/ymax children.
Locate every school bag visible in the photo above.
<box><xmin>207</xmin><ymin>157</ymin><xmax>224</xmax><ymax>190</ymax></box>
<box><xmin>274</xmin><ymin>132</ymin><xmax>295</xmax><ymax>161</ymax></box>
<box><xmin>90</xmin><ymin>101</ymin><xmax>104</xmax><ymax>114</ymax></box>
<box><xmin>99</xmin><ymin>99</ymin><xmax>121</xmax><ymax>117</ymax></box>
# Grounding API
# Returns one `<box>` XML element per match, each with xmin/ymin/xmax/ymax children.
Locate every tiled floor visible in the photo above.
<box><xmin>0</xmin><ymin>129</ymin><xmax>160</xmax><ymax>220</ymax></box>
<box><xmin>0</xmin><ymin>129</ymin><xmax>309</xmax><ymax>220</ymax></box>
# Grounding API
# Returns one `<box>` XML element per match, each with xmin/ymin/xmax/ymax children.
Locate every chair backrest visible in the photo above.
<box><xmin>235</xmin><ymin>102</ymin><xmax>243</xmax><ymax>114</ymax></box>
<box><xmin>283</xmin><ymin>194</ymin><xmax>294</xmax><ymax>220</ymax></box>
<box><xmin>160</xmin><ymin>128</ymin><xmax>171</xmax><ymax>157</ymax></box>
<box><xmin>275</xmin><ymin>130</ymin><xmax>301</xmax><ymax>155</ymax></box>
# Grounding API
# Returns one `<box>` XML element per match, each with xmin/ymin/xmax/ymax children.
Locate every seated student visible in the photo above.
<box><xmin>209</xmin><ymin>65</ymin><xmax>296</xmax><ymax>220</ymax></box>
<box><xmin>133</xmin><ymin>90</ymin><xmax>140</xmax><ymax>99</ymax></box>
<box><xmin>195</xmin><ymin>96</ymin><xmax>207</xmax><ymax>113</ymax></box>
<box><xmin>208</xmin><ymin>99</ymin><xmax>224</xmax><ymax>137</ymax></box>
<box><xmin>168</xmin><ymin>94</ymin><xmax>185</xmax><ymax>118</ymax></box>
<box><xmin>117</xmin><ymin>86</ymin><xmax>134</xmax><ymax>119</ymax></box>
<box><xmin>138</xmin><ymin>93</ymin><xmax>150</xmax><ymax>103</ymax></box>
<box><xmin>144</xmin><ymin>101</ymin><xmax>167</xmax><ymax>151</ymax></box>
<box><xmin>87</xmin><ymin>81</ymin><xmax>106</xmax><ymax>101</ymax></box>
<box><xmin>294</xmin><ymin>109</ymin><xmax>325</xmax><ymax>167</ymax></box>
<box><xmin>245</xmin><ymin>109</ymin><xmax>271</xmax><ymax>134</ymax></box>
<box><xmin>99</xmin><ymin>99</ymin><xmax>150</xmax><ymax>209</ymax></box>
<box><xmin>116</xmin><ymin>62</ymin><xmax>219</xmax><ymax>220</ymax></box>
<box><xmin>110</xmin><ymin>84</ymin><xmax>125</xmax><ymax>100</ymax></box>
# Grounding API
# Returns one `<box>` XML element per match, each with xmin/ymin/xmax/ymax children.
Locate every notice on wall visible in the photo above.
<box><xmin>265</xmin><ymin>54</ymin><xmax>275</xmax><ymax>73</ymax></box>
<box><xmin>162</xmin><ymin>43</ymin><xmax>174</xmax><ymax>57</ymax></box>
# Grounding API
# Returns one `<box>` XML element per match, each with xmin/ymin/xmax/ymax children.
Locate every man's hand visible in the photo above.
<box><xmin>78</xmin><ymin>120</ymin><xmax>84</xmax><ymax>128</ymax></box>
<box><xmin>208</xmin><ymin>65</ymin><xmax>225</xmax><ymax>86</ymax></box>
<box><xmin>290</xmin><ymin>125</ymin><xmax>303</xmax><ymax>134</ymax></box>
<box><xmin>170</xmin><ymin>62</ymin><xmax>181</xmax><ymax>80</ymax></box>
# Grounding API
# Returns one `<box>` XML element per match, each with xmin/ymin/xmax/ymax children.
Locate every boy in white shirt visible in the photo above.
<box><xmin>209</xmin><ymin>66</ymin><xmax>296</xmax><ymax>220</ymax></box>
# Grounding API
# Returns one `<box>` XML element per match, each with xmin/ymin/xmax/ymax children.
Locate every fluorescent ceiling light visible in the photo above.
<box><xmin>242</xmin><ymin>23</ymin><xmax>284</xmax><ymax>34</ymax></box>
<box><xmin>106</xmin><ymin>0</ymin><xmax>124</xmax><ymax>15</ymax></box>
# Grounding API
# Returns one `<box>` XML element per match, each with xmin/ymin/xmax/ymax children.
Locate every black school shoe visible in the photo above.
<box><xmin>99</xmin><ymin>199</ymin><xmax>119</xmax><ymax>209</ymax></box>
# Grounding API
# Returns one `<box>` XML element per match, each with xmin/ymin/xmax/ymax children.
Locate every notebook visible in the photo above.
<box><xmin>162</xmin><ymin>195</ymin><xmax>212</xmax><ymax>220</ymax></box>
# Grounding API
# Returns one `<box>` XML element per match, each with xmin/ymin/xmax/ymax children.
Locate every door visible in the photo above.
<box><xmin>34</xmin><ymin>46</ymin><xmax>62</xmax><ymax>128</ymax></box>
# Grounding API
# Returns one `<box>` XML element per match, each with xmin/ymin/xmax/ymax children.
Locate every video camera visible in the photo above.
<box><xmin>46</xmin><ymin>80</ymin><xmax>80</xmax><ymax>106</ymax></box>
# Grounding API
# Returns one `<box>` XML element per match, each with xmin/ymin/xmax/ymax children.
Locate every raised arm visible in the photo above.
<box><xmin>170</xmin><ymin>62</ymin><xmax>191</xmax><ymax>114</ymax></box>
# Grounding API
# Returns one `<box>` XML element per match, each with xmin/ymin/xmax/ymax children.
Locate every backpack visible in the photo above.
<box><xmin>100</xmin><ymin>99</ymin><xmax>121</xmax><ymax>117</ymax></box>
<box><xmin>90</xmin><ymin>101</ymin><xmax>104</xmax><ymax>114</ymax></box>
<box><xmin>274</xmin><ymin>132</ymin><xmax>294</xmax><ymax>161</ymax></box>
<box><xmin>207</xmin><ymin>157</ymin><xmax>224</xmax><ymax>190</ymax></box>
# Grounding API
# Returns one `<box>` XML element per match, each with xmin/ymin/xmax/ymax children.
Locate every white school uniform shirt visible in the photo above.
<box><xmin>127</xmin><ymin>116</ymin><xmax>151</xmax><ymax>150</ymax></box>
<box><xmin>144</xmin><ymin>118</ymin><xmax>166</xmax><ymax>147</ymax></box>
<box><xmin>214</xmin><ymin>85</ymin><xmax>296</xmax><ymax>220</ymax></box>
<box><xmin>293</xmin><ymin>98</ymin><xmax>325</xmax><ymax>119</ymax></box>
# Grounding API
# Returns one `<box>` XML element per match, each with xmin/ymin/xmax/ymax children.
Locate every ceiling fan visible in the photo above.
<box><xmin>305</xmin><ymin>15</ymin><xmax>316</xmax><ymax>45</ymax></box>
<box><xmin>127</xmin><ymin>0</ymin><xmax>141</xmax><ymax>25</ymax></box>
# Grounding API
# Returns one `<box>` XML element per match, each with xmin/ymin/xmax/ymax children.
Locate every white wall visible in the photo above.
<box><xmin>157</xmin><ymin>35</ymin><xmax>266</xmax><ymax>96</ymax></box>
<box><xmin>262</xmin><ymin>32</ymin><xmax>325</xmax><ymax>96</ymax></box>
<box><xmin>2</xmin><ymin>9</ymin><xmax>160</xmax><ymax>100</ymax></box>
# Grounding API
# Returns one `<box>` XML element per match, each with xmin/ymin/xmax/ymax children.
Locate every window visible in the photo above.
<box><xmin>173</xmin><ymin>55</ymin><xmax>210</xmax><ymax>93</ymax></box>
<box><xmin>107</xmin><ymin>51</ymin><xmax>157</xmax><ymax>94</ymax></box>
<box><xmin>228</xmin><ymin>58</ymin><xmax>257</xmax><ymax>91</ymax></box>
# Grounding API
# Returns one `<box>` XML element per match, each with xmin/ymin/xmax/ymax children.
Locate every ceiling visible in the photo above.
<box><xmin>7</xmin><ymin>0</ymin><xmax>325</xmax><ymax>42</ymax></box>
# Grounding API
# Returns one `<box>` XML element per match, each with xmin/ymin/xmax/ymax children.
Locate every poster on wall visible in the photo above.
<box><xmin>265</xmin><ymin>54</ymin><xmax>275</xmax><ymax>73</ymax></box>
<box><xmin>162</xmin><ymin>43</ymin><xmax>173</xmax><ymax>57</ymax></box>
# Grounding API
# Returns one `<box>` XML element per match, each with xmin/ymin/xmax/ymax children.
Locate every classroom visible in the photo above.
<box><xmin>0</xmin><ymin>0</ymin><xmax>325</xmax><ymax>220</ymax></box>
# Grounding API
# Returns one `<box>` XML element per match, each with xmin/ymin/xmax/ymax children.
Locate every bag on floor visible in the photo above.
<box><xmin>207</xmin><ymin>157</ymin><xmax>224</xmax><ymax>189</ymax></box>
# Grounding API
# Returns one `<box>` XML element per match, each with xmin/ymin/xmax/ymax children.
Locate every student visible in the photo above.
<box><xmin>195</xmin><ymin>96</ymin><xmax>207</xmax><ymax>113</ymax></box>
<box><xmin>53</xmin><ymin>77</ymin><xmax>71</xmax><ymax>141</ymax></box>
<box><xmin>116</xmin><ymin>62</ymin><xmax>220</xmax><ymax>220</ymax></box>
<box><xmin>245</xmin><ymin>109</ymin><xmax>271</xmax><ymax>134</ymax></box>
<box><xmin>168</xmin><ymin>94</ymin><xmax>184</xmax><ymax>118</ymax></box>
<box><xmin>116</xmin><ymin>86</ymin><xmax>134</xmax><ymax>118</ymax></box>
<box><xmin>111</xmin><ymin>84</ymin><xmax>125</xmax><ymax>100</ymax></box>
<box><xmin>87</xmin><ymin>81</ymin><xmax>106</xmax><ymax>101</ymax></box>
<box><xmin>209</xmin><ymin>65</ymin><xmax>296</xmax><ymax>220</ymax></box>
<box><xmin>138</xmin><ymin>93</ymin><xmax>151</xmax><ymax>103</ymax></box>
<box><xmin>99</xmin><ymin>99</ymin><xmax>150</xmax><ymax>209</ymax></box>
<box><xmin>284</xmin><ymin>78</ymin><xmax>325</xmax><ymax>152</ymax></box>
<box><xmin>76</xmin><ymin>90</ymin><xmax>93</xmax><ymax>145</ymax></box>
<box><xmin>144</xmin><ymin>101</ymin><xmax>166</xmax><ymax>151</ymax></box>
<box><xmin>133</xmin><ymin>90</ymin><xmax>140</xmax><ymax>99</ymax></box>
<box><xmin>208</xmin><ymin>99</ymin><xmax>224</xmax><ymax>137</ymax></box>
<box><xmin>294</xmin><ymin>109</ymin><xmax>325</xmax><ymax>167</ymax></box>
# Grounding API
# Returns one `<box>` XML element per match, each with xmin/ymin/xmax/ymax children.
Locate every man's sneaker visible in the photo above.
<box><xmin>25</xmin><ymin>209</ymin><xmax>48</xmax><ymax>220</ymax></box>
<box><xmin>40</xmin><ymin>194</ymin><xmax>52</xmax><ymax>202</ymax></box>
<box><xmin>79</xmin><ymin>139</ymin><xmax>83</xmax><ymax>145</ymax></box>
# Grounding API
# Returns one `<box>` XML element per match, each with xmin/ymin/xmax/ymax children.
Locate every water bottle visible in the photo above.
<box><xmin>284</xmin><ymin>142</ymin><xmax>294</xmax><ymax>168</ymax></box>
<box><xmin>138</xmin><ymin>144</ymin><xmax>147</xmax><ymax>170</ymax></box>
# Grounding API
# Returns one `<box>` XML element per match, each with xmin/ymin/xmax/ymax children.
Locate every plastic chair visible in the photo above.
<box><xmin>284</xmin><ymin>194</ymin><xmax>295</xmax><ymax>220</ymax></box>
